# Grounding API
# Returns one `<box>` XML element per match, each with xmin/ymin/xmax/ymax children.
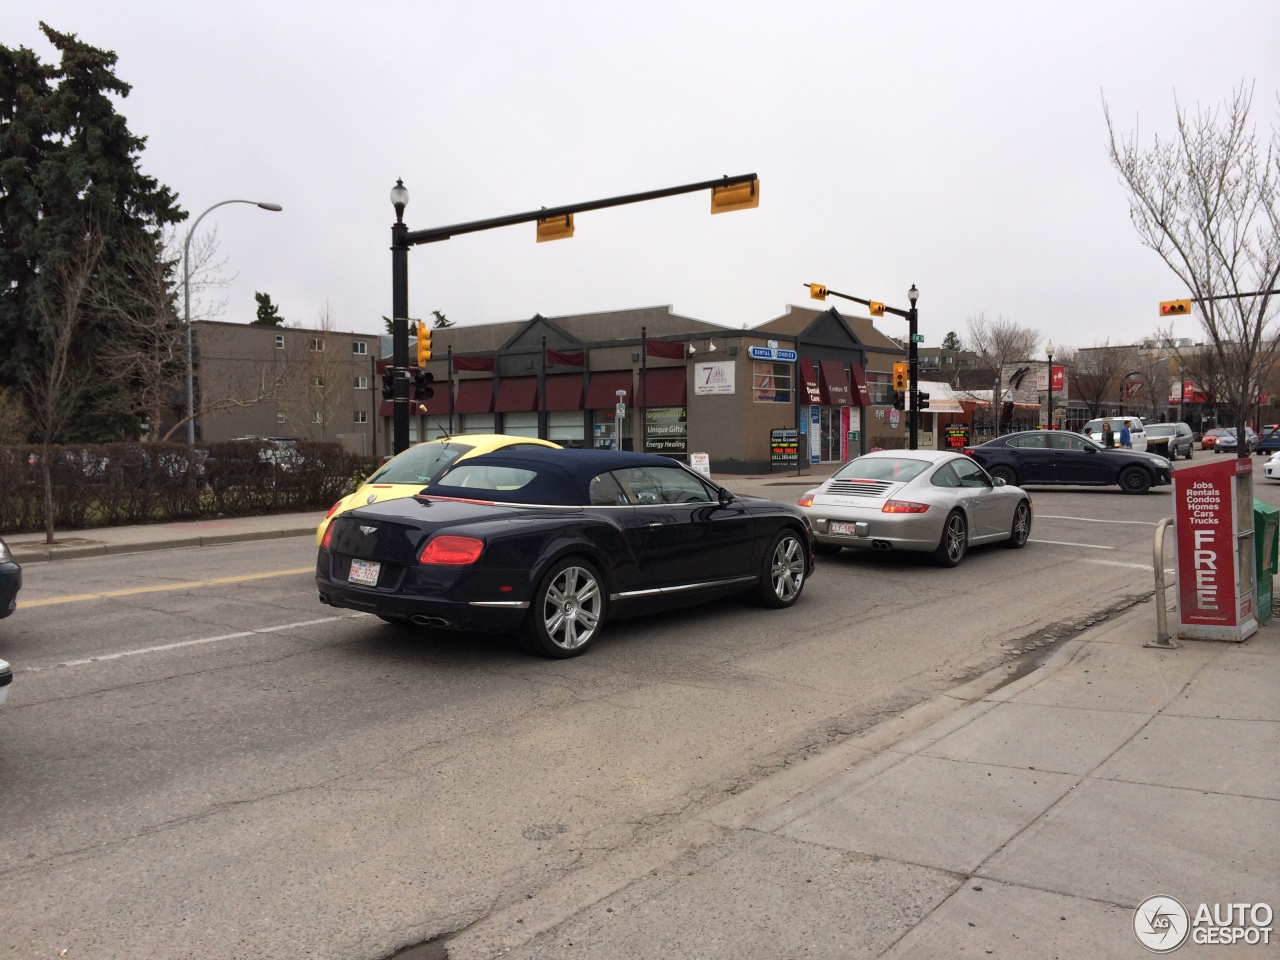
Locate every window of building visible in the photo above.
<box><xmin>276</xmin><ymin>412</ymin><xmax>286</xmax><ymax>424</ymax></box>
<box><xmin>313</xmin><ymin>377</ymin><xmax>324</xmax><ymax>388</ymax></box>
<box><xmin>311</xmin><ymin>412</ymin><xmax>323</xmax><ymax>424</ymax></box>
<box><xmin>548</xmin><ymin>410</ymin><xmax>585</xmax><ymax>448</ymax></box>
<box><xmin>354</xmin><ymin>376</ymin><xmax>368</xmax><ymax>390</ymax></box>
<box><xmin>275</xmin><ymin>335</ymin><xmax>284</xmax><ymax>349</ymax></box>
<box><xmin>352</xmin><ymin>341</ymin><xmax>367</xmax><ymax>355</ymax></box>
<box><xmin>310</xmin><ymin>338</ymin><xmax>324</xmax><ymax>352</ymax></box>
<box><xmin>354</xmin><ymin>411</ymin><xmax>368</xmax><ymax>424</ymax></box>
<box><xmin>866</xmin><ymin>371</ymin><xmax>890</xmax><ymax>405</ymax></box>
<box><xmin>460</xmin><ymin>413</ymin><xmax>495</xmax><ymax>434</ymax></box>
<box><xmin>752</xmin><ymin>362</ymin><xmax>792</xmax><ymax>403</ymax></box>
<box><xmin>502</xmin><ymin>412</ymin><xmax>539</xmax><ymax>438</ymax></box>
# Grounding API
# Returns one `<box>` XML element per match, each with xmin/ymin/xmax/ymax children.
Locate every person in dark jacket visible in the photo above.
<box><xmin>1102</xmin><ymin>422</ymin><xmax>1115</xmax><ymax>448</ymax></box>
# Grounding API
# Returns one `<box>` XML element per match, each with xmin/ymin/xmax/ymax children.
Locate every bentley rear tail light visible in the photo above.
<box><xmin>321</xmin><ymin>523</ymin><xmax>335</xmax><ymax>550</ymax></box>
<box><xmin>325</xmin><ymin>499</ymin><xmax>346</xmax><ymax>519</ymax></box>
<box><xmin>882</xmin><ymin>499</ymin><xmax>930</xmax><ymax>514</ymax></box>
<box><xmin>419</xmin><ymin>535</ymin><xmax>485</xmax><ymax>565</ymax></box>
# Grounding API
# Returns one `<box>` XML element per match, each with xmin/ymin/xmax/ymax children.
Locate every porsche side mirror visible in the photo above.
<box><xmin>992</xmin><ymin>477</ymin><xmax>1006</xmax><ymax>487</ymax></box>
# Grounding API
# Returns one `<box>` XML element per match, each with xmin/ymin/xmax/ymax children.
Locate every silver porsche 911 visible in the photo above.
<box><xmin>798</xmin><ymin>450</ymin><xmax>1032</xmax><ymax>567</ymax></box>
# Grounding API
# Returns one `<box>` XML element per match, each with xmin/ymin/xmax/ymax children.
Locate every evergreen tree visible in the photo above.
<box><xmin>941</xmin><ymin>331</ymin><xmax>963</xmax><ymax>351</ymax></box>
<box><xmin>431</xmin><ymin>309</ymin><xmax>453</xmax><ymax>328</ymax></box>
<box><xmin>253</xmin><ymin>291</ymin><xmax>285</xmax><ymax>326</ymax></box>
<box><xmin>0</xmin><ymin>23</ymin><xmax>185</xmax><ymax>440</ymax></box>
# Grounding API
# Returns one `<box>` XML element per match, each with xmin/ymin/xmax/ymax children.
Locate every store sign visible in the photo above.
<box><xmin>945</xmin><ymin>425</ymin><xmax>971</xmax><ymax>449</ymax></box>
<box><xmin>694</xmin><ymin>362</ymin><xmax>735</xmax><ymax>395</ymax></box>
<box><xmin>810</xmin><ymin>406</ymin><xmax>820</xmax><ymax>463</ymax></box>
<box><xmin>1034</xmin><ymin>366</ymin><xmax>1066</xmax><ymax>392</ymax></box>
<box><xmin>690</xmin><ymin>452</ymin><xmax>711</xmax><ymax>477</ymax></box>
<box><xmin>644</xmin><ymin>407</ymin><xmax>687</xmax><ymax>455</ymax></box>
<box><xmin>770</xmin><ymin>428</ymin><xmax>799</xmax><ymax>468</ymax></box>
<box><xmin>748</xmin><ymin>346</ymin><xmax>797</xmax><ymax>362</ymax></box>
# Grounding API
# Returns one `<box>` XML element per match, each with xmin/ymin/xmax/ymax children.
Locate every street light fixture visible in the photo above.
<box><xmin>183</xmin><ymin>199</ymin><xmax>283</xmax><ymax>443</ymax></box>
<box><xmin>1045</xmin><ymin>339</ymin><xmax>1055</xmax><ymax>429</ymax></box>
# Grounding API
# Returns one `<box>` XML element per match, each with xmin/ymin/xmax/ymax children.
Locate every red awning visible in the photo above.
<box><xmin>454</xmin><ymin>378</ymin><xmax>494</xmax><ymax>414</ymax></box>
<box><xmin>642</xmin><ymin>367</ymin><xmax>686</xmax><ymax>407</ymax></box>
<box><xmin>585</xmin><ymin>370</ymin><xmax>633</xmax><ymax>408</ymax></box>
<box><xmin>798</xmin><ymin>358</ymin><xmax>822</xmax><ymax>405</ymax></box>
<box><xmin>819</xmin><ymin>360</ymin><xmax>852</xmax><ymax>406</ymax></box>
<box><xmin>544</xmin><ymin>374</ymin><xmax>583</xmax><ymax>411</ymax></box>
<box><xmin>494</xmin><ymin>376</ymin><xmax>538</xmax><ymax>413</ymax></box>
<box><xmin>847</xmin><ymin>363</ymin><xmax>872</xmax><ymax>406</ymax></box>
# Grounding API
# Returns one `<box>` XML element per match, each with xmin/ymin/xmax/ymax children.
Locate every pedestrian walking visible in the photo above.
<box><xmin>1083</xmin><ymin>427</ymin><xmax>1094</xmax><ymax>441</ymax></box>
<box><xmin>1120</xmin><ymin>420</ymin><xmax>1132</xmax><ymax>448</ymax></box>
<box><xmin>1102</xmin><ymin>422</ymin><xmax>1115</xmax><ymax>448</ymax></box>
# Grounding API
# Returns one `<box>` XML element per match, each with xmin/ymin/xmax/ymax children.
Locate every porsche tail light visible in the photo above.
<box><xmin>419</xmin><ymin>535</ymin><xmax>485</xmax><ymax>565</ymax></box>
<box><xmin>321</xmin><ymin>522</ymin><xmax>335</xmax><ymax>550</ymax></box>
<box><xmin>798</xmin><ymin>495</ymin><xmax>815</xmax><ymax>508</ymax></box>
<box><xmin>882</xmin><ymin>499</ymin><xmax>930</xmax><ymax>514</ymax></box>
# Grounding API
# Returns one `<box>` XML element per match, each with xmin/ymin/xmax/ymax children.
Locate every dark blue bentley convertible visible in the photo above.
<box><xmin>317</xmin><ymin>448</ymin><xmax>815</xmax><ymax>657</ymax></box>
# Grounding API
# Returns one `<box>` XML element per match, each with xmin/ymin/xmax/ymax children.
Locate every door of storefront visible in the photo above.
<box><xmin>817</xmin><ymin>407</ymin><xmax>843</xmax><ymax>463</ymax></box>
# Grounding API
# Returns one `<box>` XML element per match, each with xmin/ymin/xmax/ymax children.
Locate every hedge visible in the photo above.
<box><xmin>0</xmin><ymin>441</ymin><xmax>375</xmax><ymax>534</ymax></box>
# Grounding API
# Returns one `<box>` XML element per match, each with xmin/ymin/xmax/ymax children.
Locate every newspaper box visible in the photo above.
<box><xmin>1254</xmin><ymin>499</ymin><xmax>1278</xmax><ymax>624</ymax></box>
<box><xmin>1173</xmin><ymin>456</ymin><xmax>1257</xmax><ymax>642</ymax></box>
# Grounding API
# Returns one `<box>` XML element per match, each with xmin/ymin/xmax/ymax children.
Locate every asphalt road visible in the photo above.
<box><xmin>2</xmin><ymin>456</ymin><xmax>1275</xmax><ymax>959</ymax></box>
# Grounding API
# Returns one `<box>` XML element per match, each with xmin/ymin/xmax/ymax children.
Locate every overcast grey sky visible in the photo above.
<box><xmin>6</xmin><ymin>2</ymin><xmax>1279</xmax><ymax>354</ymax></box>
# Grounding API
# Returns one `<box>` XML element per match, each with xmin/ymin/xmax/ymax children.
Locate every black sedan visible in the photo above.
<box><xmin>316</xmin><ymin>448</ymin><xmax>815</xmax><ymax>657</ymax></box>
<box><xmin>965</xmin><ymin>430</ymin><xmax>1172</xmax><ymax>494</ymax></box>
<box><xmin>0</xmin><ymin>537</ymin><xmax>20</xmax><ymax>619</ymax></box>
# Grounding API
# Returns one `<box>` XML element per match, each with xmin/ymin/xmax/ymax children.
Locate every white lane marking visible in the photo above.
<box><xmin>1082</xmin><ymin>559</ymin><xmax>1173</xmax><ymax>571</ymax></box>
<box><xmin>23</xmin><ymin>614</ymin><xmax>369</xmax><ymax>673</ymax></box>
<box><xmin>1037</xmin><ymin>515</ymin><xmax>1161</xmax><ymax>526</ymax></box>
<box><xmin>1029</xmin><ymin>538</ymin><xmax>1114</xmax><ymax>550</ymax></box>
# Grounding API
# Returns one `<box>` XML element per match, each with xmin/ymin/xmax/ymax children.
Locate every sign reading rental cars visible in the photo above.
<box><xmin>1173</xmin><ymin>456</ymin><xmax>1258</xmax><ymax>641</ymax></box>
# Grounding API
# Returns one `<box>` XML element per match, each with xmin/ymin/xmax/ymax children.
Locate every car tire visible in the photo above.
<box><xmin>754</xmin><ymin>528</ymin><xmax>807</xmax><ymax>608</ymax></box>
<box><xmin>1005</xmin><ymin>500</ymin><xmax>1032</xmax><ymax>548</ymax></box>
<box><xmin>932</xmin><ymin>511</ymin><xmax>968</xmax><ymax>567</ymax></box>
<box><xmin>814</xmin><ymin>542</ymin><xmax>843</xmax><ymax>557</ymax></box>
<box><xmin>1119</xmin><ymin>466</ymin><xmax>1152</xmax><ymax>494</ymax></box>
<box><xmin>522</xmin><ymin>557</ymin><xmax>606</xmax><ymax>659</ymax></box>
<box><xmin>989</xmin><ymin>465</ymin><xmax>1017</xmax><ymax>486</ymax></box>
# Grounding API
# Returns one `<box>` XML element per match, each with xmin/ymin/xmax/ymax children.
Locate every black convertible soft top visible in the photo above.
<box><xmin>425</xmin><ymin>448</ymin><xmax>689</xmax><ymax>505</ymax></box>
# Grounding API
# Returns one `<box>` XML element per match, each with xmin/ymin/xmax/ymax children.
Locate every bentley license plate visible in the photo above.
<box><xmin>348</xmin><ymin>559</ymin><xmax>381</xmax><ymax>586</ymax></box>
<box><xmin>829</xmin><ymin>521</ymin><xmax>858</xmax><ymax>535</ymax></box>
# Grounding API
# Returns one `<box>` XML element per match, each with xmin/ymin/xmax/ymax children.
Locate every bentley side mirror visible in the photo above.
<box><xmin>718</xmin><ymin>486</ymin><xmax>735</xmax><ymax>506</ymax></box>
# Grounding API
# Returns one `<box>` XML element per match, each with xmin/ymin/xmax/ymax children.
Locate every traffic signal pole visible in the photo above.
<box><xmin>391</xmin><ymin>219</ymin><xmax>410</xmax><ymax>454</ymax></box>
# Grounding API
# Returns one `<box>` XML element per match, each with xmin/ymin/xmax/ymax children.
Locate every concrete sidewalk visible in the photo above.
<box><xmin>447</xmin><ymin>603</ymin><xmax>1279</xmax><ymax>960</ymax></box>
<box><xmin>2</xmin><ymin>467</ymin><xmax>836</xmax><ymax>565</ymax></box>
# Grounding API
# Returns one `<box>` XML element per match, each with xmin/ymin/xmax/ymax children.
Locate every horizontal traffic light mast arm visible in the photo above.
<box><xmin>801</xmin><ymin>283</ymin><xmax>910</xmax><ymax>319</ymax></box>
<box><xmin>1170</xmin><ymin>288</ymin><xmax>1280</xmax><ymax>302</ymax></box>
<box><xmin>403</xmin><ymin>173</ymin><xmax>759</xmax><ymax>247</ymax></box>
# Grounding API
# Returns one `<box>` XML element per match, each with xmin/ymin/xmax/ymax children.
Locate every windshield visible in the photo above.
<box><xmin>1145</xmin><ymin>425</ymin><xmax>1176</xmax><ymax>437</ymax></box>
<box><xmin>833</xmin><ymin>457</ymin><xmax>931</xmax><ymax>483</ymax></box>
<box><xmin>368</xmin><ymin>442</ymin><xmax>475</xmax><ymax>484</ymax></box>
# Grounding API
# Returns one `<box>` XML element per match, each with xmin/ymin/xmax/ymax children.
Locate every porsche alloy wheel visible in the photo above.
<box><xmin>932</xmin><ymin>511</ymin><xmax>968</xmax><ymax>567</ymax></box>
<box><xmin>755</xmin><ymin>530</ymin><xmax>806</xmax><ymax>608</ymax></box>
<box><xmin>1005</xmin><ymin>500</ymin><xmax>1031</xmax><ymax>548</ymax></box>
<box><xmin>525</xmin><ymin>559</ymin><xmax>606</xmax><ymax>658</ymax></box>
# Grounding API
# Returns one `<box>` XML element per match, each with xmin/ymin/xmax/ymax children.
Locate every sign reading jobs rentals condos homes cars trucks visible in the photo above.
<box><xmin>1173</xmin><ymin>456</ymin><xmax>1258</xmax><ymax>642</ymax></box>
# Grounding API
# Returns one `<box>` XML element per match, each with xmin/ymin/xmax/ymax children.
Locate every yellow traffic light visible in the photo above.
<box><xmin>892</xmin><ymin>362</ymin><xmax>908</xmax><ymax>391</ymax></box>
<box><xmin>809</xmin><ymin>283</ymin><xmax>828</xmax><ymax>301</ymax></box>
<box><xmin>1160</xmin><ymin>299</ymin><xmax>1192</xmax><ymax>316</ymax></box>
<box><xmin>710</xmin><ymin>178</ymin><xmax>760</xmax><ymax>214</ymax></box>
<box><xmin>416</xmin><ymin>321</ymin><xmax>432</xmax><ymax>364</ymax></box>
<box><xmin>869</xmin><ymin>301</ymin><xmax>886</xmax><ymax>317</ymax></box>
<box><xmin>536</xmin><ymin>214</ymin><xmax>575</xmax><ymax>243</ymax></box>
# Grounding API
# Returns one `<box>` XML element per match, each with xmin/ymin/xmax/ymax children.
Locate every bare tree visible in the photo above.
<box><xmin>1106</xmin><ymin>85</ymin><xmax>1280</xmax><ymax>455</ymax></box>
<box><xmin>964</xmin><ymin>313</ymin><xmax>1039</xmax><ymax>435</ymax></box>
<box><xmin>1068</xmin><ymin>340</ymin><xmax>1132</xmax><ymax>418</ymax></box>
<box><xmin>22</xmin><ymin>232</ymin><xmax>101</xmax><ymax>543</ymax></box>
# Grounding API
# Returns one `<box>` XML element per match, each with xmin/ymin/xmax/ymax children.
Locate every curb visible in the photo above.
<box><xmin>443</xmin><ymin>614</ymin><xmax>1128</xmax><ymax>960</ymax></box>
<box><xmin>8</xmin><ymin>525</ymin><xmax>318</xmax><ymax>564</ymax></box>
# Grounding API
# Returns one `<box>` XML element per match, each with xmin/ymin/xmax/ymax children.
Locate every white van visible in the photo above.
<box><xmin>1082</xmin><ymin>417</ymin><xmax>1148</xmax><ymax>452</ymax></box>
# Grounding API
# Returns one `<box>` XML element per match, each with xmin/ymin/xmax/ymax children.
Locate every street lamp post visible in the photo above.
<box><xmin>907</xmin><ymin>284</ymin><xmax>919</xmax><ymax>450</ymax></box>
<box><xmin>390</xmin><ymin>180</ymin><xmax>411</xmax><ymax>454</ymax></box>
<box><xmin>1046</xmin><ymin>339</ymin><xmax>1055</xmax><ymax>429</ymax></box>
<box><xmin>183</xmin><ymin>199</ymin><xmax>283</xmax><ymax>443</ymax></box>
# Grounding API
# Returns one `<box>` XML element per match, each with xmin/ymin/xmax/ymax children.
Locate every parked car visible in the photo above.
<box><xmin>1264</xmin><ymin>451</ymin><xmax>1280</xmax><ymax>481</ymax></box>
<box><xmin>965</xmin><ymin>430</ymin><xmax>1172</xmax><ymax>494</ymax></box>
<box><xmin>315</xmin><ymin>434</ymin><xmax>561</xmax><ymax>546</ymax></box>
<box><xmin>0</xmin><ymin>537</ymin><xmax>21</xmax><ymax>619</ymax></box>
<box><xmin>317</xmin><ymin>448</ymin><xmax>814</xmax><ymax>658</ymax></box>
<box><xmin>1201</xmin><ymin>427</ymin><xmax>1231</xmax><ymax>450</ymax></box>
<box><xmin>1213</xmin><ymin>427</ymin><xmax>1257</xmax><ymax>454</ymax></box>
<box><xmin>1143</xmin><ymin>422</ymin><xmax>1195</xmax><ymax>460</ymax></box>
<box><xmin>1255</xmin><ymin>427</ymin><xmax>1280</xmax><ymax>454</ymax></box>
<box><xmin>1082</xmin><ymin>417</ymin><xmax>1148</xmax><ymax>452</ymax></box>
<box><xmin>797</xmin><ymin>450</ymin><xmax>1031</xmax><ymax>567</ymax></box>
<box><xmin>0</xmin><ymin>658</ymin><xmax>10</xmax><ymax>708</ymax></box>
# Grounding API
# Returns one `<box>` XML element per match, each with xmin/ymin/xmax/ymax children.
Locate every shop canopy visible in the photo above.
<box><xmin>641</xmin><ymin>367</ymin><xmax>686</xmax><ymax>407</ymax></box>
<box><xmin>585</xmin><ymin>370</ymin><xmax>633</xmax><ymax>408</ymax></box>
<box><xmin>454</xmin><ymin>379</ymin><xmax>494</xmax><ymax>414</ymax></box>
<box><xmin>848</xmin><ymin>363</ymin><xmax>873</xmax><ymax>406</ymax></box>
<box><xmin>818</xmin><ymin>360</ymin><xmax>852</xmax><ymax>406</ymax></box>
<box><xmin>544</xmin><ymin>374</ymin><xmax>584</xmax><ymax>411</ymax></box>
<box><xmin>797</xmin><ymin>359</ymin><xmax>823</xmax><ymax>405</ymax></box>
<box><xmin>494</xmin><ymin>376</ymin><xmax>538</xmax><ymax>413</ymax></box>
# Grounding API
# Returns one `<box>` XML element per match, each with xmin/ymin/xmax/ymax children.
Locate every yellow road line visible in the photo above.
<box><xmin>22</xmin><ymin>567</ymin><xmax>314</xmax><ymax>607</ymax></box>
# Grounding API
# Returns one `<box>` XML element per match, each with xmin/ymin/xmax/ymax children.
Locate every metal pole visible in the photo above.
<box><xmin>391</xmin><ymin>219</ymin><xmax>410</xmax><ymax>454</ymax></box>
<box><xmin>1146</xmin><ymin>517</ymin><xmax>1179</xmax><ymax>648</ymax></box>
<box><xmin>908</xmin><ymin>287</ymin><xmax>919</xmax><ymax>450</ymax></box>
<box><xmin>182</xmin><ymin>199</ymin><xmax>281</xmax><ymax>444</ymax></box>
<box><xmin>1047</xmin><ymin>351</ymin><xmax>1054</xmax><ymax>428</ymax></box>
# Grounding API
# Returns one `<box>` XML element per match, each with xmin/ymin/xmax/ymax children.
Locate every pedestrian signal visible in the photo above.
<box><xmin>809</xmin><ymin>283</ymin><xmax>828</xmax><ymax>301</ymax></box>
<box><xmin>892</xmin><ymin>391</ymin><xmax>905</xmax><ymax>411</ymax></box>
<box><xmin>869</xmin><ymin>301</ymin><xmax>886</xmax><ymax>317</ymax></box>
<box><xmin>416</xmin><ymin>321</ymin><xmax>432</xmax><ymax>364</ymax></box>
<box><xmin>1160</xmin><ymin>299</ymin><xmax>1192</xmax><ymax>316</ymax></box>
<box><xmin>917</xmin><ymin>391</ymin><xmax>930</xmax><ymax>411</ymax></box>
<box><xmin>413</xmin><ymin>368</ymin><xmax>434</xmax><ymax>406</ymax></box>
<box><xmin>380</xmin><ymin>366</ymin><xmax>395</xmax><ymax>400</ymax></box>
<box><xmin>892</xmin><ymin>362</ymin><xmax>909</xmax><ymax>391</ymax></box>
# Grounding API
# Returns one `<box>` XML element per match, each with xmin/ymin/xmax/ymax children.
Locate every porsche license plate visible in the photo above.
<box><xmin>348</xmin><ymin>559</ymin><xmax>381</xmax><ymax>586</ymax></box>
<box><xmin>829</xmin><ymin>521</ymin><xmax>859</xmax><ymax>535</ymax></box>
